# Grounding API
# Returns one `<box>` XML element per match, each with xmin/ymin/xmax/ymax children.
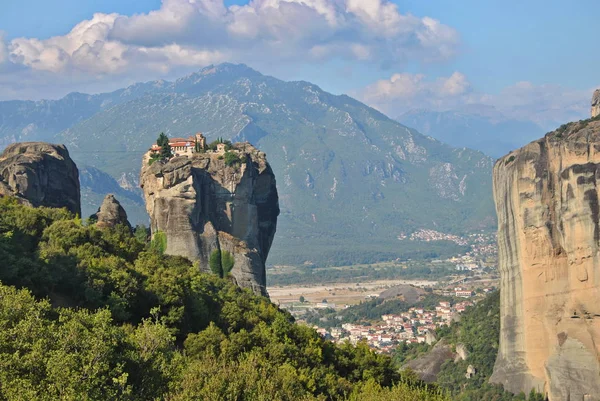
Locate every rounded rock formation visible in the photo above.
<box><xmin>90</xmin><ymin>194</ymin><xmax>132</xmax><ymax>231</ymax></box>
<box><xmin>0</xmin><ymin>142</ymin><xmax>80</xmax><ymax>215</ymax></box>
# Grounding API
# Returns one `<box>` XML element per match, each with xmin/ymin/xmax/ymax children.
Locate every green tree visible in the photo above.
<box><xmin>221</xmin><ymin>250</ymin><xmax>234</xmax><ymax>276</ymax></box>
<box><xmin>223</xmin><ymin>151</ymin><xmax>241</xmax><ymax>166</ymax></box>
<box><xmin>299</xmin><ymin>295</ymin><xmax>305</xmax><ymax>303</ymax></box>
<box><xmin>528</xmin><ymin>389</ymin><xmax>546</xmax><ymax>401</ymax></box>
<box><xmin>134</xmin><ymin>224</ymin><xmax>149</xmax><ymax>244</ymax></box>
<box><xmin>150</xmin><ymin>231</ymin><xmax>167</xmax><ymax>254</ymax></box>
<box><xmin>157</xmin><ymin>132</ymin><xmax>171</xmax><ymax>160</ymax></box>
<box><xmin>209</xmin><ymin>249</ymin><xmax>223</xmax><ymax>277</ymax></box>
<box><xmin>208</xmin><ymin>249</ymin><xmax>234</xmax><ymax>278</ymax></box>
<box><xmin>0</xmin><ymin>197</ymin><xmax>457</xmax><ymax>401</ymax></box>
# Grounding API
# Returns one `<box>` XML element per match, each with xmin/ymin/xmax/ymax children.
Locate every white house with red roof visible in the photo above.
<box><xmin>150</xmin><ymin>133</ymin><xmax>206</xmax><ymax>156</ymax></box>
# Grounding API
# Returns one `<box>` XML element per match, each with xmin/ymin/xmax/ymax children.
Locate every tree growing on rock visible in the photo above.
<box><xmin>157</xmin><ymin>133</ymin><xmax>172</xmax><ymax>160</ymax></box>
<box><xmin>208</xmin><ymin>249</ymin><xmax>235</xmax><ymax>279</ymax></box>
<box><xmin>221</xmin><ymin>251</ymin><xmax>234</xmax><ymax>276</ymax></box>
<box><xmin>209</xmin><ymin>250</ymin><xmax>223</xmax><ymax>277</ymax></box>
<box><xmin>223</xmin><ymin>151</ymin><xmax>242</xmax><ymax>167</ymax></box>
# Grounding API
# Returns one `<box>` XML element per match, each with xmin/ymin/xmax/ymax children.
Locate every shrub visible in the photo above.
<box><xmin>209</xmin><ymin>249</ymin><xmax>235</xmax><ymax>278</ymax></box>
<box><xmin>224</xmin><ymin>151</ymin><xmax>242</xmax><ymax>167</ymax></box>
<box><xmin>209</xmin><ymin>249</ymin><xmax>223</xmax><ymax>277</ymax></box>
<box><xmin>150</xmin><ymin>230</ymin><xmax>167</xmax><ymax>254</ymax></box>
<box><xmin>221</xmin><ymin>251</ymin><xmax>234</xmax><ymax>276</ymax></box>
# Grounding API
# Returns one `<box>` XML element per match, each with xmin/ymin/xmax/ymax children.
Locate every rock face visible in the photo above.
<box><xmin>405</xmin><ymin>338</ymin><xmax>454</xmax><ymax>383</ymax></box>
<box><xmin>140</xmin><ymin>143</ymin><xmax>279</xmax><ymax>296</ymax></box>
<box><xmin>454</xmin><ymin>343</ymin><xmax>469</xmax><ymax>362</ymax></box>
<box><xmin>0</xmin><ymin>142</ymin><xmax>80</xmax><ymax>215</ymax></box>
<box><xmin>592</xmin><ymin>89</ymin><xmax>600</xmax><ymax>118</ymax></box>
<box><xmin>491</xmin><ymin>118</ymin><xmax>600</xmax><ymax>400</ymax></box>
<box><xmin>90</xmin><ymin>194</ymin><xmax>132</xmax><ymax>231</ymax></box>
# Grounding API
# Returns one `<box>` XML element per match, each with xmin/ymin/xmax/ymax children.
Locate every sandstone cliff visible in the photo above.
<box><xmin>491</xmin><ymin>117</ymin><xmax>600</xmax><ymax>400</ymax></box>
<box><xmin>90</xmin><ymin>194</ymin><xmax>132</xmax><ymax>231</ymax></box>
<box><xmin>0</xmin><ymin>142</ymin><xmax>80</xmax><ymax>215</ymax></box>
<box><xmin>140</xmin><ymin>143</ymin><xmax>279</xmax><ymax>296</ymax></box>
<box><xmin>592</xmin><ymin>89</ymin><xmax>600</xmax><ymax>118</ymax></box>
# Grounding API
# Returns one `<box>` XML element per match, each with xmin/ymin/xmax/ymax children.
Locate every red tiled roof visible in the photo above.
<box><xmin>170</xmin><ymin>142</ymin><xmax>191</xmax><ymax>147</ymax></box>
<box><xmin>151</xmin><ymin>135</ymin><xmax>198</xmax><ymax>150</ymax></box>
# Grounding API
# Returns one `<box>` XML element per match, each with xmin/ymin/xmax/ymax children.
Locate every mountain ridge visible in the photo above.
<box><xmin>398</xmin><ymin>107</ymin><xmax>546</xmax><ymax>158</ymax></box>
<box><xmin>0</xmin><ymin>63</ymin><xmax>496</xmax><ymax>266</ymax></box>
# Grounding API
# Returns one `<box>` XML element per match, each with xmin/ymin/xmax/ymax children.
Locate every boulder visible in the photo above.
<box><xmin>465</xmin><ymin>365</ymin><xmax>476</xmax><ymax>379</ymax></box>
<box><xmin>454</xmin><ymin>343</ymin><xmax>469</xmax><ymax>362</ymax></box>
<box><xmin>0</xmin><ymin>142</ymin><xmax>80</xmax><ymax>215</ymax></box>
<box><xmin>90</xmin><ymin>194</ymin><xmax>132</xmax><ymax>231</ymax></box>
<box><xmin>425</xmin><ymin>330</ymin><xmax>437</xmax><ymax>345</ymax></box>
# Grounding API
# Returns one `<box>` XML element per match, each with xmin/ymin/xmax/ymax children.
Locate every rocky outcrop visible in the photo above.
<box><xmin>592</xmin><ymin>89</ymin><xmax>600</xmax><ymax>118</ymax></box>
<box><xmin>0</xmin><ymin>142</ymin><xmax>80</xmax><ymax>215</ymax></box>
<box><xmin>491</xmin><ymin>118</ymin><xmax>600</xmax><ymax>400</ymax></box>
<box><xmin>90</xmin><ymin>194</ymin><xmax>132</xmax><ymax>231</ymax></box>
<box><xmin>465</xmin><ymin>365</ymin><xmax>476</xmax><ymax>379</ymax></box>
<box><xmin>454</xmin><ymin>343</ymin><xmax>469</xmax><ymax>362</ymax></box>
<box><xmin>405</xmin><ymin>338</ymin><xmax>454</xmax><ymax>383</ymax></box>
<box><xmin>140</xmin><ymin>143</ymin><xmax>279</xmax><ymax>296</ymax></box>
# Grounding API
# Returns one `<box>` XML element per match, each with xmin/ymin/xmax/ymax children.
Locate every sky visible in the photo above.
<box><xmin>0</xmin><ymin>0</ymin><xmax>598</xmax><ymax>129</ymax></box>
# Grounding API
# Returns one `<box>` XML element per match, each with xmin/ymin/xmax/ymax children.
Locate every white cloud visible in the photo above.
<box><xmin>0</xmin><ymin>32</ymin><xmax>8</xmax><ymax>66</ymax></box>
<box><xmin>0</xmin><ymin>0</ymin><xmax>459</xmax><ymax>98</ymax></box>
<box><xmin>357</xmin><ymin>71</ymin><xmax>472</xmax><ymax>113</ymax></box>
<box><xmin>356</xmin><ymin>71</ymin><xmax>594</xmax><ymax>130</ymax></box>
<box><xmin>487</xmin><ymin>82</ymin><xmax>591</xmax><ymax>129</ymax></box>
<box><xmin>10</xmin><ymin>13</ymin><xmax>125</xmax><ymax>73</ymax></box>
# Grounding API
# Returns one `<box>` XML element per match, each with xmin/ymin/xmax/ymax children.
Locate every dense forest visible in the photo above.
<box><xmin>0</xmin><ymin>196</ymin><xmax>454</xmax><ymax>400</ymax></box>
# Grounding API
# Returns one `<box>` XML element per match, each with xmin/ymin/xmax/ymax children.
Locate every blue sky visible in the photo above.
<box><xmin>0</xmin><ymin>0</ymin><xmax>597</xmax><ymax>127</ymax></box>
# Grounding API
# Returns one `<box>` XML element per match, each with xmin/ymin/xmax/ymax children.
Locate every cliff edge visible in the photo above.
<box><xmin>140</xmin><ymin>143</ymin><xmax>279</xmax><ymax>296</ymax></box>
<box><xmin>491</xmin><ymin>116</ymin><xmax>600</xmax><ymax>400</ymax></box>
<box><xmin>592</xmin><ymin>89</ymin><xmax>600</xmax><ymax>118</ymax></box>
<box><xmin>0</xmin><ymin>142</ymin><xmax>80</xmax><ymax>215</ymax></box>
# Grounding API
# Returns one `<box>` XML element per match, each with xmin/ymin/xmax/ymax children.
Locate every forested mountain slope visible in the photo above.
<box><xmin>0</xmin><ymin>197</ymin><xmax>449</xmax><ymax>400</ymax></box>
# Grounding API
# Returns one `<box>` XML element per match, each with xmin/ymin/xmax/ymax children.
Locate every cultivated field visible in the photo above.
<box><xmin>267</xmin><ymin>279</ymin><xmax>438</xmax><ymax>307</ymax></box>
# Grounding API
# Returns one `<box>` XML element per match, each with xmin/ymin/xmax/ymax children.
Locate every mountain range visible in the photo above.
<box><xmin>0</xmin><ymin>63</ymin><xmax>496</xmax><ymax>266</ymax></box>
<box><xmin>397</xmin><ymin>105</ymin><xmax>546</xmax><ymax>158</ymax></box>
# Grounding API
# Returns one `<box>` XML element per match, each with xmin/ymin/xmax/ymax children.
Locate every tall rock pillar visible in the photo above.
<box><xmin>140</xmin><ymin>142</ymin><xmax>279</xmax><ymax>296</ymax></box>
<box><xmin>592</xmin><ymin>89</ymin><xmax>600</xmax><ymax>118</ymax></box>
<box><xmin>491</xmin><ymin>120</ymin><xmax>600</xmax><ymax>400</ymax></box>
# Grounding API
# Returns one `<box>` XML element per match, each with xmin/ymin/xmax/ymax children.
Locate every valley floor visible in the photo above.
<box><xmin>268</xmin><ymin>278</ymin><xmax>438</xmax><ymax>308</ymax></box>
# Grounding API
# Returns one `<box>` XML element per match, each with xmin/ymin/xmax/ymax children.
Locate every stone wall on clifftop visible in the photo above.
<box><xmin>140</xmin><ymin>143</ymin><xmax>279</xmax><ymax>296</ymax></box>
<box><xmin>0</xmin><ymin>142</ymin><xmax>80</xmax><ymax>215</ymax></box>
<box><xmin>491</xmin><ymin>118</ymin><xmax>600</xmax><ymax>400</ymax></box>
